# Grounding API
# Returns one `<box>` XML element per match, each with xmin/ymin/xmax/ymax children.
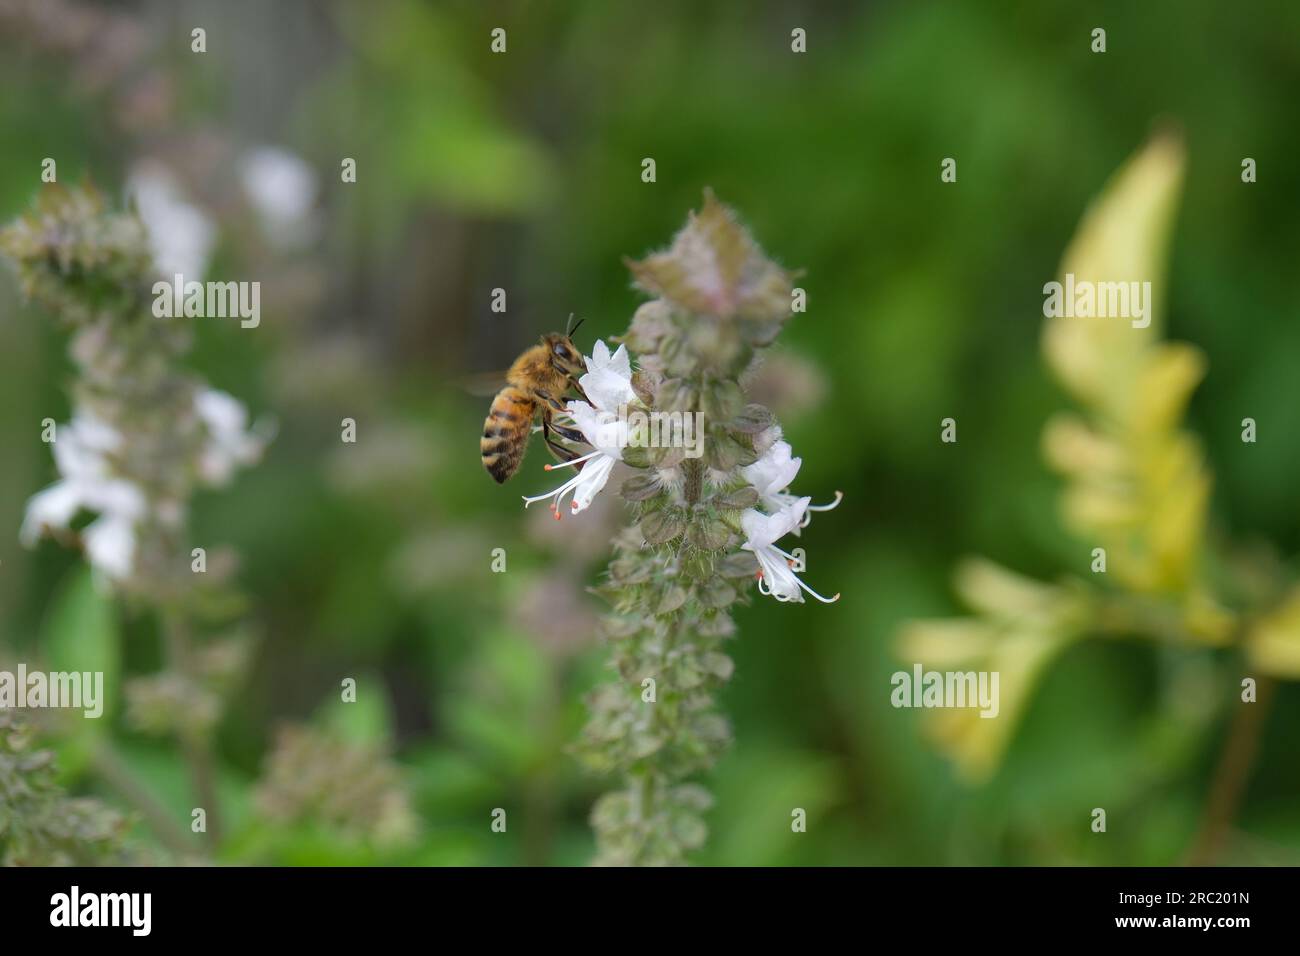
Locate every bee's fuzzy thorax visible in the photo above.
<box><xmin>482</xmin><ymin>332</ymin><xmax>588</xmax><ymax>484</ymax></box>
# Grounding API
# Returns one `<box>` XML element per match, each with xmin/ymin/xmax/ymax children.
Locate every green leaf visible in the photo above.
<box><xmin>718</xmin><ymin>551</ymin><xmax>759</xmax><ymax>579</ymax></box>
<box><xmin>621</xmin><ymin>444</ymin><xmax>652</xmax><ymax>468</ymax></box>
<box><xmin>706</xmin><ymin>430</ymin><xmax>756</xmax><ymax>470</ymax></box>
<box><xmin>656</xmin><ymin>586</ymin><xmax>689</xmax><ymax>615</ymax></box>
<box><xmin>640</xmin><ymin>508</ymin><xmax>685</xmax><ymax>545</ymax></box>
<box><xmin>42</xmin><ymin>568</ymin><xmax>120</xmax><ymax>777</ymax></box>
<box><xmin>319</xmin><ymin>674</ymin><xmax>394</xmax><ymax>746</ymax></box>
<box><xmin>687</xmin><ymin>516</ymin><xmax>733</xmax><ymax>551</ymax></box>
<box><xmin>697</xmin><ymin>579</ymin><xmax>738</xmax><ymax>609</ymax></box>
<box><xmin>713</xmin><ymin>486</ymin><xmax>759</xmax><ymax>510</ymax></box>
<box><xmin>43</xmin><ymin>568</ymin><xmax>120</xmax><ymax>701</ymax></box>
<box><xmin>701</xmin><ymin>651</ymin><xmax>735</xmax><ymax>681</ymax></box>
<box><xmin>618</xmin><ymin>470</ymin><xmax>660</xmax><ymax>502</ymax></box>
<box><xmin>656</xmin><ymin>378</ymin><xmax>697</xmax><ymax>414</ymax></box>
<box><xmin>700</xmin><ymin>380</ymin><xmax>744</xmax><ymax>423</ymax></box>
<box><xmin>729</xmin><ymin>403</ymin><xmax>774</xmax><ymax>434</ymax></box>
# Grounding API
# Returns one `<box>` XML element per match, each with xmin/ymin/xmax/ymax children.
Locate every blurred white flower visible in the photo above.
<box><xmin>239</xmin><ymin>146</ymin><xmax>319</xmax><ymax>250</ymax></box>
<box><xmin>21</xmin><ymin>483</ymin><xmax>84</xmax><ymax>540</ymax></box>
<box><xmin>740</xmin><ymin>439</ymin><xmax>842</xmax><ymax>532</ymax></box>
<box><xmin>83</xmin><ymin>513</ymin><xmax>137</xmax><ymax>580</ymax></box>
<box><xmin>741</xmin><ymin>498</ymin><xmax>839</xmax><ymax>604</ymax></box>
<box><xmin>195</xmin><ymin>388</ymin><xmax>265</xmax><ymax>485</ymax></box>
<box><xmin>126</xmin><ymin>161</ymin><xmax>215</xmax><ymax>280</ymax></box>
<box><xmin>20</xmin><ymin>414</ymin><xmax>146</xmax><ymax>581</ymax></box>
<box><xmin>19</xmin><ymin>394</ymin><xmax>264</xmax><ymax>584</ymax></box>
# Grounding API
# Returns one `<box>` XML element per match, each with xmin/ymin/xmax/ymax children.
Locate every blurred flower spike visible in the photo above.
<box><xmin>2</xmin><ymin>180</ymin><xmax>267</xmax><ymax>860</ymax></box>
<box><xmin>898</xmin><ymin>132</ymin><xmax>1300</xmax><ymax>784</ymax></box>
<box><xmin>1</xmin><ymin>183</ymin><xmax>266</xmax><ymax>596</ymax></box>
<box><xmin>254</xmin><ymin>726</ymin><xmax>417</xmax><ymax>847</ymax></box>
<box><xmin>899</xmin><ymin>559</ymin><xmax>1090</xmax><ymax>782</ymax></box>
<box><xmin>1041</xmin><ymin>131</ymin><xmax>1215</xmax><ymax>606</ymax></box>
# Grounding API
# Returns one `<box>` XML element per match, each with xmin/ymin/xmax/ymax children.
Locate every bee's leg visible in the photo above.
<box><xmin>544</xmin><ymin>433</ymin><xmax>581</xmax><ymax>466</ymax></box>
<box><xmin>542</xmin><ymin>411</ymin><xmax>583</xmax><ymax>469</ymax></box>
<box><xmin>549</xmin><ymin>422</ymin><xmax>586</xmax><ymax>445</ymax></box>
<box><xmin>570</xmin><ymin>380</ymin><xmax>592</xmax><ymax>405</ymax></box>
<box><xmin>538</xmin><ymin>389</ymin><xmax>587</xmax><ymax>448</ymax></box>
<box><xmin>535</xmin><ymin>389</ymin><xmax>567</xmax><ymax>413</ymax></box>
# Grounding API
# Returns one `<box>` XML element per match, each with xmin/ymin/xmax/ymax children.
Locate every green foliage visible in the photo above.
<box><xmin>0</xmin><ymin>711</ymin><xmax>128</xmax><ymax>866</ymax></box>
<box><xmin>43</xmin><ymin>568</ymin><xmax>120</xmax><ymax>777</ymax></box>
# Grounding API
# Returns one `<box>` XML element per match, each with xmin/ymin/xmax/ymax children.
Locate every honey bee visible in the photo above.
<box><xmin>480</xmin><ymin>316</ymin><xmax>589</xmax><ymax>483</ymax></box>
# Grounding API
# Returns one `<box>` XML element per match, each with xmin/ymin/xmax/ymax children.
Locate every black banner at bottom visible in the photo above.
<box><xmin>0</xmin><ymin>866</ymin><xmax>1281</xmax><ymax>941</ymax></box>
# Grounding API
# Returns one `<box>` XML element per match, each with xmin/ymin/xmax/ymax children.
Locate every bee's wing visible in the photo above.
<box><xmin>460</xmin><ymin>371</ymin><xmax>508</xmax><ymax>397</ymax></box>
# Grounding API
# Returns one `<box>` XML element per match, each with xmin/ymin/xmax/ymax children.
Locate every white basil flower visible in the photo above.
<box><xmin>239</xmin><ymin>146</ymin><xmax>320</xmax><ymax>250</ymax></box>
<box><xmin>578</xmin><ymin>339</ymin><xmax>638</xmax><ymax>412</ymax></box>
<box><xmin>127</xmin><ymin>161</ymin><xmax>215</xmax><ymax>281</ymax></box>
<box><xmin>20</xmin><ymin>414</ymin><xmax>146</xmax><ymax>581</ymax></box>
<box><xmin>741</xmin><ymin>497</ymin><xmax>839</xmax><ymax>604</ymax></box>
<box><xmin>195</xmin><ymin>388</ymin><xmax>264</xmax><ymax>485</ymax></box>
<box><xmin>522</xmin><ymin>401</ymin><xmax>627</xmax><ymax>519</ymax></box>
<box><xmin>740</xmin><ymin>439</ymin><xmax>842</xmax><ymax>532</ymax></box>
<box><xmin>522</xmin><ymin>340</ymin><xmax>639</xmax><ymax>518</ymax></box>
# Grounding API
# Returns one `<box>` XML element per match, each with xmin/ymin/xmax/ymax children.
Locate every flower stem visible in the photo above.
<box><xmin>162</xmin><ymin>606</ymin><xmax>223</xmax><ymax>848</ymax></box>
<box><xmin>90</xmin><ymin>740</ymin><xmax>197</xmax><ymax>858</ymax></box>
<box><xmin>1186</xmin><ymin>675</ymin><xmax>1276</xmax><ymax>864</ymax></box>
<box><xmin>683</xmin><ymin>458</ymin><xmax>703</xmax><ymax>506</ymax></box>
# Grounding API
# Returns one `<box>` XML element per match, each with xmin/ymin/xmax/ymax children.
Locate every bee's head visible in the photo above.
<box><xmin>542</xmin><ymin>333</ymin><xmax>583</xmax><ymax>375</ymax></box>
<box><xmin>543</xmin><ymin>315</ymin><xmax>585</xmax><ymax>375</ymax></box>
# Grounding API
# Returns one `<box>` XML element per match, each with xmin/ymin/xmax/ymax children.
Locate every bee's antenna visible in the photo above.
<box><xmin>567</xmin><ymin>313</ymin><xmax>585</xmax><ymax>338</ymax></box>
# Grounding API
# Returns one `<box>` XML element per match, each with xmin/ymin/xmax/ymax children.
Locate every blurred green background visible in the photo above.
<box><xmin>1</xmin><ymin>0</ymin><xmax>1298</xmax><ymax>865</ymax></box>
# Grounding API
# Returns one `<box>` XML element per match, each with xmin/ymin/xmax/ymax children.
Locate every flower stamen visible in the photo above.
<box><xmin>742</xmin><ymin>500</ymin><xmax>840</xmax><ymax>605</ymax></box>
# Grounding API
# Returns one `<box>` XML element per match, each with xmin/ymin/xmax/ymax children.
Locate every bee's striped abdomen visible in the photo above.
<box><xmin>481</xmin><ymin>386</ymin><xmax>534</xmax><ymax>483</ymax></box>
